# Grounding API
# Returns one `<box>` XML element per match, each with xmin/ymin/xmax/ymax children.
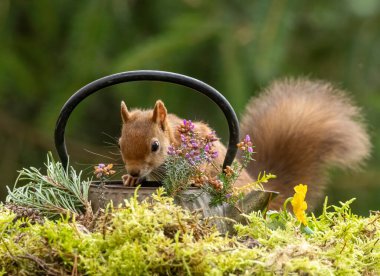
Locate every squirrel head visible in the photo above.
<box><xmin>119</xmin><ymin>100</ymin><xmax>171</xmax><ymax>179</ymax></box>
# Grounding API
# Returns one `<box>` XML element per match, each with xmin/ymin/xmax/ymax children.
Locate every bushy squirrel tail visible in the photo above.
<box><xmin>239</xmin><ymin>78</ymin><xmax>371</xmax><ymax>209</ymax></box>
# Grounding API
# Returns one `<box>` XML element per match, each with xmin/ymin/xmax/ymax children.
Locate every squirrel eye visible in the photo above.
<box><xmin>151</xmin><ymin>141</ymin><xmax>160</xmax><ymax>152</ymax></box>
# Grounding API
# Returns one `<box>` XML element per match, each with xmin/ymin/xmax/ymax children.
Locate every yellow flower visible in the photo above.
<box><xmin>291</xmin><ymin>184</ymin><xmax>308</xmax><ymax>225</ymax></box>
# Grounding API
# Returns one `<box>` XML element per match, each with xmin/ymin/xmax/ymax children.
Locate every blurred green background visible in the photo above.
<box><xmin>0</xmin><ymin>0</ymin><xmax>379</xmax><ymax>214</ymax></box>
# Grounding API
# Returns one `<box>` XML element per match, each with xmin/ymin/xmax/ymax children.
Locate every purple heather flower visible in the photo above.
<box><xmin>226</xmin><ymin>193</ymin><xmax>232</xmax><ymax>199</ymax></box>
<box><xmin>188</xmin><ymin>120</ymin><xmax>195</xmax><ymax>130</ymax></box>
<box><xmin>190</xmin><ymin>150</ymin><xmax>198</xmax><ymax>158</ymax></box>
<box><xmin>183</xmin><ymin>119</ymin><xmax>195</xmax><ymax>130</ymax></box>
<box><xmin>244</xmin><ymin>134</ymin><xmax>251</xmax><ymax>143</ymax></box>
<box><xmin>167</xmin><ymin>145</ymin><xmax>175</xmax><ymax>155</ymax></box>
<box><xmin>173</xmin><ymin>118</ymin><xmax>222</xmax><ymax>167</ymax></box>
<box><xmin>190</xmin><ymin>138</ymin><xmax>198</xmax><ymax>148</ymax></box>
<box><xmin>94</xmin><ymin>163</ymin><xmax>116</xmax><ymax>179</ymax></box>
<box><xmin>248</xmin><ymin>147</ymin><xmax>253</xmax><ymax>153</ymax></box>
<box><xmin>206</xmin><ymin>131</ymin><xmax>218</xmax><ymax>142</ymax></box>
<box><xmin>204</xmin><ymin>143</ymin><xmax>210</xmax><ymax>152</ymax></box>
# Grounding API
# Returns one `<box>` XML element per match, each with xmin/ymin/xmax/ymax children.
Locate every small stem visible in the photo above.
<box><xmin>283</xmin><ymin>197</ymin><xmax>293</xmax><ymax>219</ymax></box>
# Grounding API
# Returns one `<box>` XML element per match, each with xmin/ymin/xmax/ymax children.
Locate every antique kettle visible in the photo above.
<box><xmin>54</xmin><ymin>70</ymin><xmax>278</xmax><ymax>232</ymax></box>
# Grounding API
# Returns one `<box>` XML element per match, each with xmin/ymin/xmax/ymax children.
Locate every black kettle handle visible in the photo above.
<box><xmin>54</xmin><ymin>70</ymin><xmax>240</xmax><ymax>169</ymax></box>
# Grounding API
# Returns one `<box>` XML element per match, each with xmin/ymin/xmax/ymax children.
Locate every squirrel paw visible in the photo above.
<box><xmin>122</xmin><ymin>174</ymin><xmax>139</xmax><ymax>187</ymax></box>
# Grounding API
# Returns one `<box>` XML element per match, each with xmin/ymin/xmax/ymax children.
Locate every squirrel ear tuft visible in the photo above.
<box><xmin>152</xmin><ymin>100</ymin><xmax>167</xmax><ymax>129</ymax></box>
<box><xmin>121</xmin><ymin>101</ymin><xmax>130</xmax><ymax>123</ymax></box>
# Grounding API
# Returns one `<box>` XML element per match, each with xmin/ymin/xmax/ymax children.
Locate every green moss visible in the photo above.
<box><xmin>0</xmin><ymin>191</ymin><xmax>379</xmax><ymax>275</ymax></box>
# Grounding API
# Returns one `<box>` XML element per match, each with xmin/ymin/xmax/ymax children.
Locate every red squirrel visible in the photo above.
<box><xmin>118</xmin><ymin>78</ymin><xmax>370</xmax><ymax>210</ymax></box>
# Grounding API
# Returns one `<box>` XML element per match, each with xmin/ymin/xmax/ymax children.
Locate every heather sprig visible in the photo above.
<box><xmin>163</xmin><ymin>155</ymin><xmax>195</xmax><ymax>197</ymax></box>
<box><xmin>94</xmin><ymin>163</ymin><xmax>116</xmax><ymax>180</ymax></box>
<box><xmin>164</xmin><ymin>119</ymin><xmax>220</xmax><ymax>197</ymax></box>
<box><xmin>207</xmin><ymin>134</ymin><xmax>261</xmax><ymax>206</ymax></box>
<box><xmin>164</xmin><ymin>120</ymin><xmax>266</xmax><ymax>206</ymax></box>
<box><xmin>237</xmin><ymin>134</ymin><xmax>255</xmax><ymax>167</ymax></box>
<box><xmin>168</xmin><ymin>120</ymin><xmax>219</xmax><ymax>167</ymax></box>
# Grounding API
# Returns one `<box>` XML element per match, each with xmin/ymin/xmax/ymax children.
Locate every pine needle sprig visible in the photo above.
<box><xmin>6</xmin><ymin>152</ymin><xmax>91</xmax><ymax>219</ymax></box>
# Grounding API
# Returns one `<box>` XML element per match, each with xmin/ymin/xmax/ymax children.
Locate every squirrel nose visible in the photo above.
<box><xmin>129</xmin><ymin>170</ymin><xmax>140</xmax><ymax>177</ymax></box>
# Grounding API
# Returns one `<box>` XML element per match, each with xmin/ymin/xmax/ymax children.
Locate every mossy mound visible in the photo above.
<box><xmin>0</xmin><ymin>189</ymin><xmax>379</xmax><ymax>275</ymax></box>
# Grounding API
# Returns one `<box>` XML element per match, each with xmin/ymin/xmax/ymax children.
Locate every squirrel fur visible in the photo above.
<box><xmin>119</xmin><ymin>78</ymin><xmax>371</xmax><ymax>210</ymax></box>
